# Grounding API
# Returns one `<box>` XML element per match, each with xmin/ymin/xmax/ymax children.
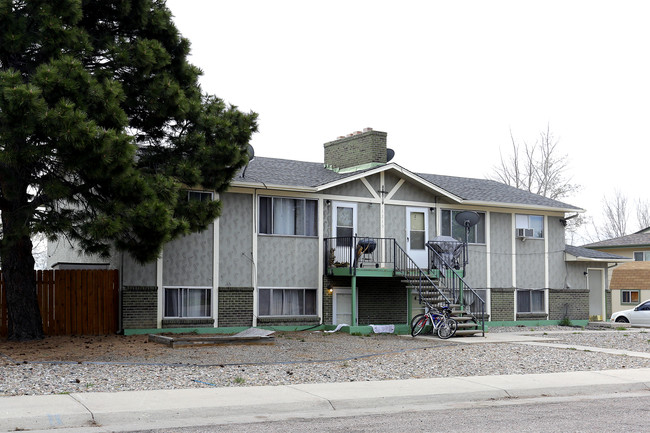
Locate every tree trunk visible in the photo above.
<box><xmin>1</xmin><ymin>223</ymin><xmax>43</xmax><ymax>341</ymax></box>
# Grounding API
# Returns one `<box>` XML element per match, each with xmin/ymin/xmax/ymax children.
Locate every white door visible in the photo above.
<box><xmin>332</xmin><ymin>202</ymin><xmax>357</xmax><ymax>265</ymax></box>
<box><xmin>406</xmin><ymin>207</ymin><xmax>428</xmax><ymax>268</ymax></box>
<box><xmin>333</xmin><ymin>288</ymin><xmax>356</xmax><ymax>325</ymax></box>
<box><xmin>588</xmin><ymin>268</ymin><xmax>604</xmax><ymax>320</ymax></box>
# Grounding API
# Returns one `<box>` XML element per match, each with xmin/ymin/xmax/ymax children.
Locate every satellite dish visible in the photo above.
<box><xmin>386</xmin><ymin>148</ymin><xmax>395</xmax><ymax>162</ymax></box>
<box><xmin>242</xmin><ymin>145</ymin><xmax>255</xmax><ymax>178</ymax></box>
<box><xmin>455</xmin><ymin>211</ymin><xmax>480</xmax><ymax>228</ymax></box>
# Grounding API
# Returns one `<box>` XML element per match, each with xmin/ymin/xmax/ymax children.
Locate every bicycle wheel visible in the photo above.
<box><xmin>437</xmin><ymin>317</ymin><xmax>458</xmax><ymax>339</ymax></box>
<box><xmin>411</xmin><ymin>314</ymin><xmax>432</xmax><ymax>337</ymax></box>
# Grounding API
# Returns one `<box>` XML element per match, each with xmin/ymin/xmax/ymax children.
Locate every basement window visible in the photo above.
<box><xmin>258</xmin><ymin>288</ymin><xmax>317</xmax><ymax>316</ymax></box>
<box><xmin>164</xmin><ymin>287</ymin><xmax>212</xmax><ymax>318</ymax></box>
<box><xmin>516</xmin><ymin>289</ymin><xmax>545</xmax><ymax>313</ymax></box>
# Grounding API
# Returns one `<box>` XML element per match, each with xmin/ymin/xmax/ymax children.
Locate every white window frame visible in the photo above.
<box><xmin>258</xmin><ymin>287</ymin><xmax>318</xmax><ymax>317</ymax></box>
<box><xmin>633</xmin><ymin>251</ymin><xmax>650</xmax><ymax>261</ymax></box>
<box><xmin>187</xmin><ymin>190</ymin><xmax>214</xmax><ymax>202</ymax></box>
<box><xmin>163</xmin><ymin>286</ymin><xmax>212</xmax><ymax>318</ymax></box>
<box><xmin>440</xmin><ymin>209</ymin><xmax>486</xmax><ymax>244</ymax></box>
<box><xmin>259</xmin><ymin>196</ymin><xmax>318</xmax><ymax>237</ymax></box>
<box><xmin>516</xmin><ymin>289</ymin><xmax>546</xmax><ymax>314</ymax></box>
<box><xmin>515</xmin><ymin>214</ymin><xmax>544</xmax><ymax>239</ymax></box>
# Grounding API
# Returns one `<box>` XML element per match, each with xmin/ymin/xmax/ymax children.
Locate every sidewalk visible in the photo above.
<box><xmin>2</xmin><ymin>368</ymin><xmax>649</xmax><ymax>432</ymax></box>
<box><xmin>2</xmin><ymin>331</ymin><xmax>649</xmax><ymax>432</ymax></box>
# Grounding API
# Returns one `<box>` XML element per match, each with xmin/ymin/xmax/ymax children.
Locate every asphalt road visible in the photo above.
<box><xmin>132</xmin><ymin>391</ymin><xmax>650</xmax><ymax>433</ymax></box>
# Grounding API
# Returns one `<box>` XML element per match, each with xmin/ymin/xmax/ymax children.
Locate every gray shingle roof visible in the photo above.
<box><xmin>416</xmin><ymin>173</ymin><xmax>579</xmax><ymax>210</ymax></box>
<box><xmin>234</xmin><ymin>157</ymin><xmax>581</xmax><ymax>211</ymax></box>
<box><xmin>583</xmin><ymin>233</ymin><xmax>650</xmax><ymax>249</ymax></box>
<box><xmin>235</xmin><ymin>157</ymin><xmax>364</xmax><ymax>187</ymax></box>
<box><xmin>565</xmin><ymin>245</ymin><xmax>630</xmax><ymax>261</ymax></box>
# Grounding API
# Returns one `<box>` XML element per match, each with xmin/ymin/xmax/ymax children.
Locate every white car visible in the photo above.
<box><xmin>610</xmin><ymin>300</ymin><xmax>650</xmax><ymax>326</ymax></box>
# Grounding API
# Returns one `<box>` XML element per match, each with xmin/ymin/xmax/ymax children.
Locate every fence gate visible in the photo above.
<box><xmin>0</xmin><ymin>269</ymin><xmax>119</xmax><ymax>337</ymax></box>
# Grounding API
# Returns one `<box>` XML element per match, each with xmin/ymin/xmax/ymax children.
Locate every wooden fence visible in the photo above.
<box><xmin>0</xmin><ymin>269</ymin><xmax>119</xmax><ymax>337</ymax></box>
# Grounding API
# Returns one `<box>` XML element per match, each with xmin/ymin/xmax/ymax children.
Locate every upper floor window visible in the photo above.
<box><xmin>634</xmin><ymin>251</ymin><xmax>650</xmax><ymax>261</ymax></box>
<box><xmin>259</xmin><ymin>197</ymin><xmax>318</xmax><ymax>236</ymax></box>
<box><xmin>188</xmin><ymin>191</ymin><xmax>213</xmax><ymax>202</ymax></box>
<box><xmin>440</xmin><ymin>210</ymin><xmax>485</xmax><ymax>243</ymax></box>
<box><xmin>515</xmin><ymin>214</ymin><xmax>544</xmax><ymax>238</ymax></box>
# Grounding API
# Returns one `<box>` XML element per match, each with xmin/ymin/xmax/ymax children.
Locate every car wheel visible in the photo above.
<box><xmin>615</xmin><ymin>316</ymin><xmax>629</xmax><ymax>323</ymax></box>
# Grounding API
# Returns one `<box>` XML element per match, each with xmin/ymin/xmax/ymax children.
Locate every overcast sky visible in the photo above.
<box><xmin>165</xmin><ymin>0</ymin><xmax>649</xmax><ymax>243</ymax></box>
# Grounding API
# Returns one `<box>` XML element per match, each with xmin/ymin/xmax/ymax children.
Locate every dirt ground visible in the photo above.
<box><xmin>0</xmin><ymin>331</ymin><xmax>435</xmax><ymax>365</ymax></box>
<box><xmin>0</xmin><ymin>334</ymin><xmax>155</xmax><ymax>363</ymax></box>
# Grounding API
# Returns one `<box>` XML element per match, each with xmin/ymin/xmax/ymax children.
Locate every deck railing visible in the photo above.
<box><xmin>324</xmin><ymin>236</ymin><xmax>395</xmax><ymax>275</ymax></box>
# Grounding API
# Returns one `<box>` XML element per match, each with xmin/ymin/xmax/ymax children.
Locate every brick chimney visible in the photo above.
<box><xmin>324</xmin><ymin>128</ymin><xmax>388</xmax><ymax>171</ymax></box>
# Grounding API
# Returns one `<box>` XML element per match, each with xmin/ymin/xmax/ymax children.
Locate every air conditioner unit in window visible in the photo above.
<box><xmin>516</xmin><ymin>228</ymin><xmax>534</xmax><ymax>238</ymax></box>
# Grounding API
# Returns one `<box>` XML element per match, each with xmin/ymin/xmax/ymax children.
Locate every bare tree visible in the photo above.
<box><xmin>598</xmin><ymin>190</ymin><xmax>629</xmax><ymax>239</ymax></box>
<box><xmin>491</xmin><ymin>125</ymin><xmax>580</xmax><ymax>200</ymax></box>
<box><xmin>636</xmin><ymin>199</ymin><xmax>650</xmax><ymax>230</ymax></box>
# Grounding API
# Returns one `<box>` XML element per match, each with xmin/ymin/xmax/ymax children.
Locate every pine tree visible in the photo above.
<box><xmin>0</xmin><ymin>0</ymin><xmax>257</xmax><ymax>340</ymax></box>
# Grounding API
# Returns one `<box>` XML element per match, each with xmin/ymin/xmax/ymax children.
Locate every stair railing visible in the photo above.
<box><xmin>427</xmin><ymin>244</ymin><xmax>485</xmax><ymax>336</ymax></box>
<box><xmin>394</xmin><ymin>242</ymin><xmax>451</xmax><ymax>306</ymax></box>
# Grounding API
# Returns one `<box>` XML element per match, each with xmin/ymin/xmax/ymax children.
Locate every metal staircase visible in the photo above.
<box><xmin>323</xmin><ymin>236</ymin><xmax>485</xmax><ymax>336</ymax></box>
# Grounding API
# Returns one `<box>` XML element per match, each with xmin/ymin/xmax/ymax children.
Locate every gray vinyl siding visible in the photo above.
<box><xmin>257</xmin><ymin>236</ymin><xmax>319</xmax><ymax>287</ymax></box>
<box><xmin>489</xmin><ymin>212</ymin><xmax>513</xmax><ymax>288</ymax></box>
<box><xmin>163</xmin><ymin>224</ymin><xmax>213</xmax><ymax>287</ymax></box>
<box><xmin>548</xmin><ymin>216</ymin><xmax>567</xmax><ymax>289</ymax></box>
<box><xmin>383</xmin><ymin>172</ymin><xmax>401</xmax><ymax>195</ymax></box>
<box><xmin>358</xmin><ymin>203</ymin><xmax>381</xmax><ymax>238</ymax></box>
<box><xmin>566</xmin><ymin>262</ymin><xmax>589</xmax><ymax>290</ymax></box>
<box><xmin>323</xmin><ymin>179</ymin><xmax>374</xmax><ymax>198</ymax></box>
<box><xmin>391</xmin><ymin>181</ymin><xmax>435</xmax><ymax>203</ymax></box>
<box><xmin>464</xmin><ymin>245</ymin><xmax>487</xmax><ymax>288</ymax></box>
<box><xmin>384</xmin><ymin>205</ymin><xmax>405</xmax><ymax>245</ymax></box>
<box><xmin>516</xmin><ymin>238</ymin><xmax>545</xmax><ymax>288</ymax></box>
<box><xmin>123</xmin><ymin>257</ymin><xmax>157</xmax><ymax>287</ymax></box>
<box><xmin>219</xmin><ymin>192</ymin><xmax>253</xmax><ymax>287</ymax></box>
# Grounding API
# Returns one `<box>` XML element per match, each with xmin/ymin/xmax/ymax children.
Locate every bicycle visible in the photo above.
<box><xmin>411</xmin><ymin>301</ymin><xmax>458</xmax><ymax>339</ymax></box>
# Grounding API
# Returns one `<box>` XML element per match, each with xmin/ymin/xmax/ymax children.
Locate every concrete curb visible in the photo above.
<box><xmin>2</xmin><ymin>368</ymin><xmax>649</xmax><ymax>432</ymax></box>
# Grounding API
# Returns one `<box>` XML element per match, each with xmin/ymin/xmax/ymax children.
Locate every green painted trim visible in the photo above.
<box><xmin>485</xmin><ymin>320</ymin><xmax>589</xmax><ymax>329</ymax></box>
<box><xmin>124</xmin><ymin>325</ymin><xmax>327</xmax><ymax>336</ymax></box>
<box><xmin>327</xmin><ymin>162</ymin><xmax>385</xmax><ymax>173</ymax></box>
<box><xmin>328</xmin><ymin>267</ymin><xmax>395</xmax><ymax>277</ymax></box>
<box><xmin>355</xmin><ymin>268</ymin><xmax>394</xmax><ymax>277</ymax></box>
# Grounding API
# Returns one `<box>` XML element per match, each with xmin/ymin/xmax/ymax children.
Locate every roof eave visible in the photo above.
<box><xmin>465</xmin><ymin>200</ymin><xmax>585</xmax><ymax>214</ymax></box>
<box><xmin>564</xmin><ymin>253</ymin><xmax>632</xmax><ymax>263</ymax></box>
<box><xmin>230</xmin><ymin>180</ymin><xmax>317</xmax><ymax>193</ymax></box>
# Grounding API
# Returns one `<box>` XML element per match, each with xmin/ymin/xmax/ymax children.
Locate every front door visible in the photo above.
<box><xmin>406</xmin><ymin>207</ymin><xmax>428</xmax><ymax>268</ymax></box>
<box><xmin>332</xmin><ymin>202</ymin><xmax>357</xmax><ymax>265</ymax></box>
<box><xmin>588</xmin><ymin>268</ymin><xmax>604</xmax><ymax>320</ymax></box>
<box><xmin>333</xmin><ymin>288</ymin><xmax>356</xmax><ymax>325</ymax></box>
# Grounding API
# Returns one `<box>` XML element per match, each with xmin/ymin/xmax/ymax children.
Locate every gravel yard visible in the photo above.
<box><xmin>1</xmin><ymin>326</ymin><xmax>648</xmax><ymax>396</ymax></box>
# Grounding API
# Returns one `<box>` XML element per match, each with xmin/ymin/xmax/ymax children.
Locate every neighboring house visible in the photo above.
<box><xmin>48</xmin><ymin>128</ymin><xmax>625</xmax><ymax>332</ymax></box>
<box><xmin>608</xmin><ymin>261</ymin><xmax>650</xmax><ymax>313</ymax></box>
<box><xmin>583</xmin><ymin>229</ymin><xmax>650</xmax><ymax>314</ymax></box>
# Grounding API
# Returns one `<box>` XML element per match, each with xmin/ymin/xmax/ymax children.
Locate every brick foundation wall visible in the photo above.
<box><xmin>122</xmin><ymin>285</ymin><xmax>158</xmax><ymax>329</ymax></box>
<box><xmin>218</xmin><ymin>286</ymin><xmax>254</xmax><ymax>327</ymax></box>
<box><xmin>548</xmin><ymin>289</ymin><xmax>589</xmax><ymax>320</ymax></box>
<box><xmin>322</xmin><ymin>276</ymin><xmax>407</xmax><ymax>325</ymax></box>
<box><xmin>357</xmin><ymin>278</ymin><xmax>407</xmax><ymax>325</ymax></box>
<box><xmin>490</xmin><ymin>288</ymin><xmax>515</xmax><ymax>321</ymax></box>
